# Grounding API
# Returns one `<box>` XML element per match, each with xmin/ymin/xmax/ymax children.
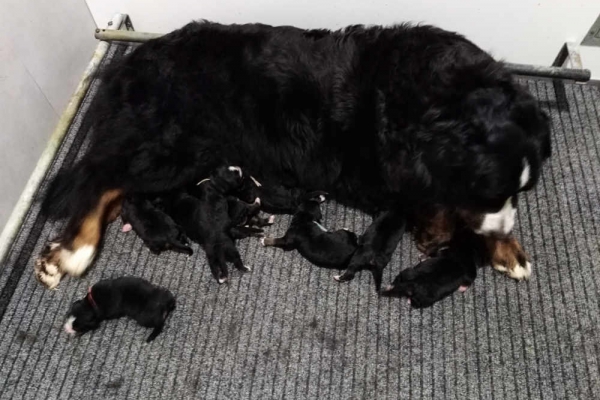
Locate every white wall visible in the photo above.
<box><xmin>0</xmin><ymin>0</ymin><xmax>97</xmax><ymax>230</ymax></box>
<box><xmin>86</xmin><ymin>0</ymin><xmax>600</xmax><ymax>75</ymax></box>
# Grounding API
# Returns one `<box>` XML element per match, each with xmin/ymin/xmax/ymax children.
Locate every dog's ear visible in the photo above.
<box><xmin>302</xmin><ymin>191</ymin><xmax>328</xmax><ymax>202</ymax></box>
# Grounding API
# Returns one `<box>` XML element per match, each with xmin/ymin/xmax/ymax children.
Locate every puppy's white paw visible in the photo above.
<box><xmin>218</xmin><ymin>277</ymin><xmax>228</xmax><ymax>284</ymax></box>
<box><xmin>318</xmin><ymin>195</ymin><xmax>326</xmax><ymax>203</ymax></box>
<box><xmin>268</xmin><ymin>215</ymin><xmax>275</xmax><ymax>224</ymax></box>
<box><xmin>260</xmin><ymin>238</ymin><xmax>265</xmax><ymax>246</ymax></box>
<box><xmin>458</xmin><ymin>285</ymin><xmax>469</xmax><ymax>293</ymax></box>
<box><xmin>122</xmin><ymin>223</ymin><xmax>132</xmax><ymax>232</ymax></box>
<box><xmin>333</xmin><ymin>275</ymin><xmax>342</xmax><ymax>282</ymax></box>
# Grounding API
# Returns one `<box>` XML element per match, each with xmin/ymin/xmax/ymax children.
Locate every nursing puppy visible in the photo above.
<box><xmin>262</xmin><ymin>193</ymin><xmax>359</xmax><ymax>269</ymax></box>
<box><xmin>381</xmin><ymin>229</ymin><xmax>485</xmax><ymax>308</ymax></box>
<box><xmin>63</xmin><ymin>277</ymin><xmax>175</xmax><ymax>342</ymax></box>
<box><xmin>163</xmin><ymin>166</ymin><xmax>254</xmax><ymax>283</ymax></box>
<box><xmin>235</xmin><ymin>175</ymin><xmax>306</xmax><ymax>215</ymax></box>
<box><xmin>121</xmin><ymin>195</ymin><xmax>193</xmax><ymax>255</ymax></box>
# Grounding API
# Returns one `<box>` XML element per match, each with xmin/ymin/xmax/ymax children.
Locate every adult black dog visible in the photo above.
<box><xmin>36</xmin><ymin>21</ymin><xmax>550</xmax><ymax>288</ymax></box>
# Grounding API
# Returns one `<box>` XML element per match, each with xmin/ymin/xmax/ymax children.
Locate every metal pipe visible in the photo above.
<box><xmin>95</xmin><ymin>29</ymin><xmax>163</xmax><ymax>43</ymax></box>
<box><xmin>503</xmin><ymin>62</ymin><xmax>591</xmax><ymax>82</ymax></box>
<box><xmin>0</xmin><ymin>14</ymin><xmax>126</xmax><ymax>264</ymax></box>
<box><xmin>93</xmin><ymin>29</ymin><xmax>592</xmax><ymax>82</ymax></box>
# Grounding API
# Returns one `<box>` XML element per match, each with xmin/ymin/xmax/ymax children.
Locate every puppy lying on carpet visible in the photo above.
<box><xmin>121</xmin><ymin>195</ymin><xmax>193</xmax><ymax>255</ymax></box>
<box><xmin>262</xmin><ymin>193</ymin><xmax>359</xmax><ymax>269</ymax></box>
<box><xmin>63</xmin><ymin>277</ymin><xmax>175</xmax><ymax>342</ymax></box>
<box><xmin>381</xmin><ymin>229</ymin><xmax>485</xmax><ymax>308</ymax></box>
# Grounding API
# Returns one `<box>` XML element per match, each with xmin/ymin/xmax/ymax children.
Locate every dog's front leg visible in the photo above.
<box><xmin>334</xmin><ymin>209</ymin><xmax>406</xmax><ymax>291</ymax></box>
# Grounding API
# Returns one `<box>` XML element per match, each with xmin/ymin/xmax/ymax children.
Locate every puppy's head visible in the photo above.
<box><xmin>296</xmin><ymin>192</ymin><xmax>327</xmax><ymax>221</ymax></box>
<box><xmin>210</xmin><ymin>166</ymin><xmax>244</xmax><ymax>194</ymax></box>
<box><xmin>64</xmin><ymin>299</ymin><xmax>101</xmax><ymax>335</ymax></box>
<box><xmin>235</xmin><ymin>175</ymin><xmax>261</xmax><ymax>204</ymax></box>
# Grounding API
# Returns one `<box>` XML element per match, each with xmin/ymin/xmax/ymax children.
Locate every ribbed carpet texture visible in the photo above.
<box><xmin>1</xmin><ymin>43</ymin><xmax>599</xmax><ymax>399</ymax></box>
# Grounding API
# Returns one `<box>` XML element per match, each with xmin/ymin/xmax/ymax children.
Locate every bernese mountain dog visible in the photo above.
<box><xmin>36</xmin><ymin>21</ymin><xmax>550</xmax><ymax>288</ymax></box>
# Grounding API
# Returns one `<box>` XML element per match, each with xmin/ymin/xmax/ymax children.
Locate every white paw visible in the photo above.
<box><xmin>122</xmin><ymin>223</ymin><xmax>132</xmax><ymax>232</ymax></box>
<box><xmin>318</xmin><ymin>195</ymin><xmax>326</xmax><ymax>203</ymax></box>
<box><xmin>508</xmin><ymin>261</ymin><xmax>532</xmax><ymax>280</ymax></box>
<box><xmin>253</xmin><ymin>197</ymin><xmax>261</xmax><ymax>206</ymax></box>
<box><xmin>260</xmin><ymin>238</ymin><xmax>265</xmax><ymax>246</ymax></box>
<box><xmin>458</xmin><ymin>285</ymin><xmax>469</xmax><ymax>293</ymax></box>
<box><xmin>268</xmin><ymin>215</ymin><xmax>275</xmax><ymax>224</ymax></box>
<box><xmin>34</xmin><ymin>255</ymin><xmax>63</xmax><ymax>290</ymax></box>
<box><xmin>494</xmin><ymin>261</ymin><xmax>532</xmax><ymax>280</ymax></box>
<box><xmin>333</xmin><ymin>275</ymin><xmax>342</xmax><ymax>281</ymax></box>
<box><xmin>218</xmin><ymin>277</ymin><xmax>228</xmax><ymax>284</ymax></box>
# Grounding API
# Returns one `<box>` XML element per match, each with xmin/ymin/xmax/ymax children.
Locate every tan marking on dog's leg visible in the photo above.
<box><xmin>35</xmin><ymin>189</ymin><xmax>123</xmax><ymax>288</ymax></box>
<box><xmin>486</xmin><ymin>236</ymin><xmax>531</xmax><ymax>280</ymax></box>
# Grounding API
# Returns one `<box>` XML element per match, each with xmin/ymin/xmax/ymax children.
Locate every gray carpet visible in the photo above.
<box><xmin>1</xmin><ymin>43</ymin><xmax>599</xmax><ymax>400</ymax></box>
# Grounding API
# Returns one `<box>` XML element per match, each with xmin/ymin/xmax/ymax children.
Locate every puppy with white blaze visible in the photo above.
<box><xmin>38</xmin><ymin>21</ymin><xmax>550</xmax><ymax>288</ymax></box>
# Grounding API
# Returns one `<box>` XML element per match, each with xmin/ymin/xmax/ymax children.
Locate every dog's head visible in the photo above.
<box><xmin>382</xmin><ymin>66</ymin><xmax>550</xmax><ymax>238</ymax></box>
<box><xmin>64</xmin><ymin>299</ymin><xmax>101</xmax><ymax>335</ymax></box>
<box><xmin>210</xmin><ymin>165</ymin><xmax>244</xmax><ymax>194</ymax></box>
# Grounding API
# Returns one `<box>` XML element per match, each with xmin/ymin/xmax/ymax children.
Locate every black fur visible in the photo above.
<box><xmin>235</xmin><ymin>175</ymin><xmax>308</xmax><ymax>214</ymax></box>
<box><xmin>381</xmin><ymin>229</ymin><xmax>486</xmax><ymax>308</ymax></box>
<box><xmin>64</xmin><ymin>277</ymin><xmax>175</xmax><ymax>342</ymax></box>
<box><xmin>162</xmin><ymin>166</ymin><xmax>252</xmax><ymax>282</ymax></box>
<box><xmin>263</xmin><ymin>193</ymin><xmax>358</xmax><ymax>269</ymax></box>
<box><xmin>334</xmin><ymin>209</ymin><xmax>406</xmax><ymax>290</ymax></box>
<box><xmin>40</xmin><ymin>21</ymin><xmax>551</xmax><ymax>278</ymax></box>
<box><xmin>121</xmin><ymin>195</ymin><xmax>193</xmax><ymax>255</ymax></box>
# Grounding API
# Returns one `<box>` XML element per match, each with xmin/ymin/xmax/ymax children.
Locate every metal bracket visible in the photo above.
<box><xmin>552</xmin><ymin>42</ymin><xmax>583</xmax><ymax>69</ymax></box>
<box><xmin>581</xmin><ymin>14</ymin><xmax>600</xmax><ymax>47</ymax></box>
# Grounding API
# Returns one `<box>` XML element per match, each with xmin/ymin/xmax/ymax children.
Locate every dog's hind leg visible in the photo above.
<box><xmin>35</xmin><ymin>189</ymin><xmax>123</xmax><ymax>289</ymax></box>
<box><xmin>225</xmin><ymin>245</ymin><xmax>251</xmax><ymax>272</ymax></box>
<box><xmin>205</xmin><ymin>246</ymin><xmax>229</xmax><ymax>284</ymax></box>
<box><xmin>260</xmin><ymin>235</ymin><xmax>295</xmax><ymax>250</ymax></box>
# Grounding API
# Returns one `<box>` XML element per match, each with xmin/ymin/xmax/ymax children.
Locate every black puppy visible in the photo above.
<box><xmin>334</xmin><ymin>209</ymin><xmax>406</xmax><ymax>291</ymax></box>
<box><xmin>381</xmin><ymin>229</ymin><xmax>485</xmax><ymax>308</ymax></box>
<box><xmin>227</xmin><ymin>196</ymin><xmax>274</xmax><ymax>229</ymax></box>
<box><xmin>262</xmin><ymin>193</ymin><xmax>359</xmax><ymax>269</ymax></box>
<box><xmin>121</xmin><ymin>195</ymin><xmax>193</xmax><ymax>255</ymax></box>
<box><xmin>64</xmin><ymin>277</ymin><xmax>175</xmax><ymax>342</ymax></box>
<box><xmin>234</xmin><ymin>175</ymin><xmax>307</xmax><ymax>215</ymax></box>
<box><xmin>163</xmin><ymin>166</ymin><xmax>255</xmax><ymax>283</ymax></box>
